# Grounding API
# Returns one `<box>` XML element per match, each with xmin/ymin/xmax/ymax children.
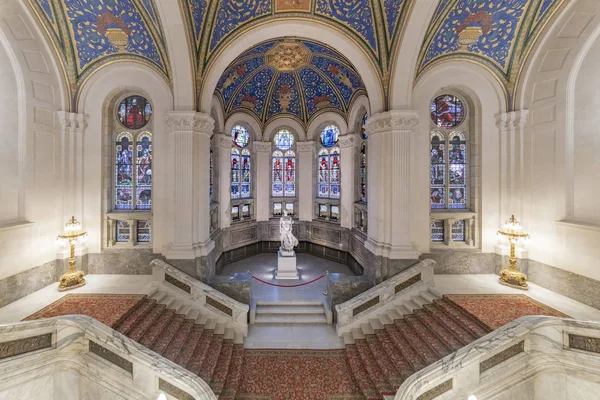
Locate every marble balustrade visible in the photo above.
<box><xmin>334</xmin><ymin>259</ymin><xmax>435</xmax><ymax>335</ymax></box>
<box><xmin>395</xmin><ymin>316</ymin><xmax>600</xmax><ymax>400</ymax></box>
<box><xmin>151</xmin><ymin>259</ymin><xmax>250</xmax><ymax>336</ymax></box>
<box><xmin>0</xmin><ymin>315</ymin><xmax>216</xmax><ymax>400</ymax></box>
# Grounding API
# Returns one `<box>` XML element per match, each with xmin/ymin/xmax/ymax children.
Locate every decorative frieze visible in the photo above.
<box><xmin>480</xmin><ymin>341</ymin><xmax>525</xmax><ymax>374</ymax></box>
<box><xmin>206</xmin><ymin>296</ymin><xmax>233</xmax><ymax>316</ymax></box>
<box><xmin>416</xmin><ymin>379</ymin><xmax>452</xmax><ymax>400</ymax></box>
<box><xmin>165</xmin><ymin>273</ymin><xmax>192</xmax><ymax>294</ymax></box>
<box><xmin>57</xmin><ymin>111</ymin><xmax>87</xmax><ymax>134</ymax></box>
<box><xmin>569</xmin><ymin>334</ymin><xmax>600</xmax><ymax>354</ymax></box>
<box><xmin>296</xmin><ymin>141</ymin><xmax>315</xmax><ymax>152</ymax></box>
<box><xmin>364</xmin><ymin>110</ymin><xmax>419</xmax><ymax>136</ymax></box>
<box><xmin>395</xmin><ymin>273</ymin><xmax>421</xmax><ymax>293</ymax></box>
<box><xmin>495</xmin><ymin>110</ymin><xmax>529</xmax><ymax>133</ymax></box>
<box><xmin>254</xmin><ymin>141</ymin><xmax>271</xmax><ymax>153</ymax></box>
<box><xmin>338</xmin><ymin>134</ymin><xmax>355</xmax><ymax>148</ymax></box>
<box><xmin>165</xmin><ymin>112</ymin><xmax>215</xmax><ymax>134</ymax></box>
<box><xmin>353</xmin><ymin>296</ymin><xmax>379</xmax><ymax>317</ymax></box>
<box><xmin>88</xmin><ymin>340</ymin><xmax>133</xmax><ymax>374</ymax></box>
<box><xmin>0</xmin><ymin>332</ymin><xmax>53</xmax><ymax>360</ymax></box>
<box><xmin>158</xmin><ymin>378</ymin><xmax>194</xmax><ymax>400</ymax></box>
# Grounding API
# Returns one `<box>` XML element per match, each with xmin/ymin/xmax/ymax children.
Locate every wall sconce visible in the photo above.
<box><xmin>497</xmin><ymin>215</ymin><xmax>530</xmax><ymax>290</ymax></box>
<box><xmin>56</xmin><ymin>216</ymin><xmax>88</xmax><ymax>291</ymax></box>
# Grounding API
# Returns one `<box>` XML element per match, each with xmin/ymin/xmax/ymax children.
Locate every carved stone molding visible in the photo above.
<box><xmin>296</xmin><ymin>141</ymin><xmax>315</xmax><ymax>152</ymax></box>
<box><xmin>495</xmin><ymin>110</ymin><xmax>529</xmax><ymax>133</ymax></box>
<box><xmin>364</xmin><ymin>110</ymin><xmax>419</xmax><ymax>136</ymax></box>
<box><xmin>166</xmin><ymin>112</ymin><xmax>215</xmax><ymax>135</ymax></box>
<box><xmin>254</xmin><ymin>141</ymin><xmax>271</xmax><ymax>153</ymax></box>
<box><xmin>338</xmin><ymin>134</ymin><xmax>356</xmax><ymax>149</ymax></box>
<box><xmin>57</xmin><ymin>111</ymin><xmax>87</xmax><ymax>134</ymax></box>
<box><xmin>215</xmin><ymin>133</ymin><xmax>232</xmax><ymax>149</ymax></box>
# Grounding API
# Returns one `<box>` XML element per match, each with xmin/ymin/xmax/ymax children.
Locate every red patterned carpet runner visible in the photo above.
<box><xmin>21</xmin><ymin>292</ymin><xmax>573</xmax><ymax>399</ymax></box>
<box><xmin>23</xmin><ymin>293</ymin><xmax>145</xmax><ymax>327</ymax></box>
<box><xmin>444</xmin><ymin>294</ymin><xmax>570</xmax><ymax>330</ymax></box>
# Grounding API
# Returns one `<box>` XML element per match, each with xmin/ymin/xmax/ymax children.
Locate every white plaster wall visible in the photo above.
<box><xmin>0</xmin><ymin>0</ymin><xmax>67</xmax><ymax>280</ymax></box>
<box><xmin>573</xmin><ymin>36</ymin><xmax>600</xmax><ymax>223</ymax></box>
<box><xmin>517</xmin><ymin>0</ymin><xmax>600</xmax><ymax>280</ymax></box>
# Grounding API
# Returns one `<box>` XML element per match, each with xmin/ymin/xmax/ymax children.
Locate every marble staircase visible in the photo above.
<box><xmin>114</xmin><ymin>290</ymin><xmax>245</xmax><ymax>399</ymax></box>
<box><xmin>252</xmin><ymin>300</ymin><xmax>330</xmax><ymax>324</ymax></box>
<box><xmin>341</xmin><ymin>290</ymin><xmax>491</xmax><ymax>400</ymax></box>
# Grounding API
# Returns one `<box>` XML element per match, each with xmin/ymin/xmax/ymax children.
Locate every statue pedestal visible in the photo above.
<box><xmin>276</xmin><ymin>251</ymin><xmax>298</xmax><ymax>280</ymax></box>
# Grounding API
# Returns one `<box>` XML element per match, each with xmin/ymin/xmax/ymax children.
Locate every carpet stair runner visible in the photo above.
<box><xmin>341</xmin><ymin>290</ymin><xmax>492</xmax><ymax>400</ymax></box>
<box><xmin>113</xmin><ymin>291</ymin><xmax>245</xmax><ymax>399</ymax></box>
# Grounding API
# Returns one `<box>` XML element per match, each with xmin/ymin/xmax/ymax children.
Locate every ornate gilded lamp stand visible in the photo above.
<box><xmin>56</xmin><ymin>216</ymin><xmax>88</xmax><ymax>291</ymax></box>
<box><xmin>498</xmin><ymin>215</ymin><xmax>530</xmax><ymax>290</ymax></box>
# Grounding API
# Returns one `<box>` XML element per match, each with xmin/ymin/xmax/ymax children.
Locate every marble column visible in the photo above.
<box><xmin>297</xmin><ymin>141</ymin><xmax>315</xmax><ymax>221</ymax></box>
<box><xmin>255</xmin><ymin>141</ymin><xmax>271</xmax><ymax>221</ymax></box>
<box><xmin>57</xmin><ymin>112</ymin><xmax>87</xmax><ymax>222</ymax></box>
<box><xmin>164</xmin><ymin>112</ymin><xmax>215</xmax><ymax>259</ymax></box>
<box><xmin>216</xmin><ymin>133</ymin><xmax>232</xmax><ymax>229</ymax></box>
<box><xmin>364</xmin><ymin>111</ymin><xmax>420</xmax><ymax>260</ymax></box>
<box><xmin>339</xmin><ymin>134</ymin><xmax>356</xmax><ymax>229</ymax></box>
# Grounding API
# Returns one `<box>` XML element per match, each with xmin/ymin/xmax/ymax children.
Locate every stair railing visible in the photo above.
<box><xmin>395</xmin><ymin>316</ymin><xmax>600</xmax><ymax>400</ymax></box>
<box><xmin>0</xmin><ymin>315</ymin><xmax>216</xmax><ymax>399</ymax></box>
<box><xmin>151</xmin><ymin>259</ymin><xmax>250</xmax><ymax>335</ymax></box>
<box><xmin>335</xmin><ymin>259</ymin><xmax>436</xmax><ymax>335</ymax></box>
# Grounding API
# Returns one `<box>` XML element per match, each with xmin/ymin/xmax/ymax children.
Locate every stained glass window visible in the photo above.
<box><xmin>137</xmin><ymin>220</ymin><xmax>151</xmax><ymax>242</ymax></box>
<box><xmin>135</xmin><ymin>132</ymin><xmax>152</xmax><ymax>210</ymax></box>
<box><xmin>231</xmin><ymin>147</ymin><xmax>251</xmax><ymax>200</ymax></box>
<box><xmin>231</xmin><ymin>148</ymin><xmax>241</xmax><ymax>200</ymax></box>
<box><xmin>430</xmin><ymin>94</ymin><xmax>464</xmax><ymax>128</ymax></box>
<box><xmin>231</xmin><ymin>205</ymin><xmax>240</xmax><ymax>221</ymax></box>
<box><xmin>117</xmin><ymin>96</ymin><xmax>152</xmax><ymax>130</ymax></box>
<box><xmin>209</xmin><ymin>147</ymin><xmax>213</xmax><ymax>202</ymax></box>
<box><xmin>285</xmin><ymin>202</ymin><xmax>294</xmax><ymax>216</ymax></box>
<box><xmin>452</xmin><ymin>220</ymin><xmax>465</xmax><ymax>242</ymax></box>
<box><xmin>360</xmin><ymin>142</ymin><xmax>367</xmax><ymax>203</ymax></box>
<box><xmin>232</xmin><ymin>125</ymin><xmax>249</xmax><ymax>148</ymax></box>
<box><xmin>272</xmin><ymin>129</ymin><xmax>296</xmax><ymax>197</ymax></box>
<box><xmin>360</xmin><ymin>113</ymin><xmax>369</xmax><ymax>140</ymax></box>
<box><xmin>430</xmin><ymin>132</ymin><xmax>445</xmax><ymax>209</ymax></box>
<box><xmin>320</xmin><ymin>125</ymin><xmax>339</xmax><ymax>148</ymax></box>
<box><xmin>431</xmin><ymin>220</ymin><xmax>444</xmax><ymax>242</ymax></box>
<box><xmin>448</xmin><ymin>132</ymin><xmax>467</xmax><ymax>209</ymax></box>
<box><xmin>274</xmin><ymin>202</ymin><xmax>283</xmax><ymax>216</ymax></box>
<box><xmin>330</xmin><ymin>205</ymin><xmax>340</xmax><ymax>221</ymax></box>
<box><xmin>116</xmin><ymin>221</ymin><xmax>130</xmax><ymax>242</ymax></box>
<box><xmin>115</xmin><ymin>132</ymin><xmax>134</xmax><ymax>210</ymax></box>
<box><xmin>318</xmin><ymin>204</ymin><xmax>329</xmax><ymax>219</ymax></box>
<box><xmin>317</xmin><ymin>147</ymin><xmax>341</xmax><ymax>199</ymax></box>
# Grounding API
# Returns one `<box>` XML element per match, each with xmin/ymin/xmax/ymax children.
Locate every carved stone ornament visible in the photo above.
<box><xmin>265</xmin><ymin>41</ymin><xmax>311</xmax><ymax>71</ymax></box>
<box><xmin>495</xmin><ymin>110</ymin><xmax>529</xmax><ymax>133</ymax></box>
<box><xmin>296</xmin><ymin>141</ymin><xmax>315</xmax><ymax>152</ymax></box>
<box><xmin>364</xmin><ymin>110</ymin><xmax>419</xmax><ymax>136</ymax></box>
<box><xmin>57</xmin><ymin>111</ymin><xmax>87</xmax><ymax>134</ymax></box>
<box><xmin>338</xmin><ymin>134</ymin><xmax>355</xmax><ymax>149</ymax></box>
<box><xmin>216</xmin><ymin>133</ymin><xmax>232</xmax><ymax>148</ymax></box>
<box><xmin>166</xmin><ymin>112</ymin><xmax>215</xmax><ymax>134</ymax></box>
<box><xmin>254</xmin><ymin>141</ymin><xmax>272</xmax><ymax>153</ymax></box>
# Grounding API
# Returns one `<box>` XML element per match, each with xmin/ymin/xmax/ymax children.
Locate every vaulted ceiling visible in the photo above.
<box><xmin>26</xmin><ymin>0</ymin><xmax>566</xmax><ymax>111</ymax></box>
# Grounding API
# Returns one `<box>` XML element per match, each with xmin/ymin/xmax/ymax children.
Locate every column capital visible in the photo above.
<box><xmin>338</xmin><ymin>134</ymin><xmax>356</xmax><ymax>149</ymax></box>
<box><xmin>254</xmin><ymin>141</ymin><xmax>271</xmax><ymax>153</ymax></box>
<box><xmin>166</xmin><ymin>111</ymin><xmax>214</xmax><ymax>135</ymax></box>
<box><xmin>57</xmin><ymin>111</ymin><xmax>87</xmax><ymax>134</ymax></box>
<box><xmin>495</xmin><ymin>110</ymin><xmax>529</xmax><ymax>132</ymax></box>
<box><xmin>364</xmin><ymin>110</ymin><xmax>419</xmax><ymax>136</ymax></box>
<box><xmin>297</xmin><ymin>141</ymin><xmax>315</xmax><ymax>153</ymax></box>
<box><xmin>215</xmin><ymin>133</ymin><xmax>232</xmax><ymax>149</ymax></box>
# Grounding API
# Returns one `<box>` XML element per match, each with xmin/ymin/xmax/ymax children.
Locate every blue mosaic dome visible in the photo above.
<box><xmin>214</xmin><ymin>38</ymin><xmax>367</xmax><ymax>128</ymax></box>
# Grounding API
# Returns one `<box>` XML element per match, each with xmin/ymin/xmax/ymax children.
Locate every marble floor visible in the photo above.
<box><xmin>1</xmin><ymin>269</ymin><xmax>600</xmax><ymax>350</ymax></box>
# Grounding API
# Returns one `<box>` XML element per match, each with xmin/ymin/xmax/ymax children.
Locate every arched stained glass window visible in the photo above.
<box><xmin>360</xmin><ymin>113</ymin><xmax>368</xmax><ymax>140</ymax></box>
<box><xmin>430</xmin><ymin>131</ymin><xmax>445</xmax><ymax>209</ymax></box>
<box><xmin>429</xmin><ymin>129</ymin><xmax>467</xmax><ymax>209</ymax></box>
<box><xmin>430</xmin><ymin>94</ymin><xmax>464</xmax><ymax>128</ymax></box>
<box><xmin>448</xmin><ymin>132</ymin><xmax>466</xmax><ymax>209</ymax></box>
<box><xmin>232</xmin><ymin>125</ymin><xmax>249</xmax><ymax>148</ymax></box>
<box><xmin>320</xmin><ymin>125</ymin><xmax>339</xmax><ymax>148</ymax></box>
<box><xmin>115</xmin><ymin>132</ymin><xmax>134</xmax><ymax>210</ymax></box>
<box><xmin>241</xmin><ymin>149</ymin><xmax>251</xmax><ymax>198</ymax></box>
<box><xmin>360</xmin><ymin>142</ymin><xmax>367</xmax><ymax>203</ymax></box>
<box><xmin>209</xmin><ymin>147</ymin><xmax>214</xmax><ymax>202</ymax></box>
<box><xmin>272</xmin><ymin>129</ymin><xmax>296</xmax><ymax>197</ymax></box>
<box><xmin>117</xmin><ymin>96</ymin><xmax>152</xmax><ymax>130</ymax></box>
<box><xmin>318</xmin><ymin>147</ymin><xmax>341</xmax><ymax>199</ymax></box>
<box><xmin>135</xmin><ymin>132</ymin><xmax>152</xmax><ymax>210</ymax></box>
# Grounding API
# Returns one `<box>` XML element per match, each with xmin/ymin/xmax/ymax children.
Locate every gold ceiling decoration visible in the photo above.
<box><xmin>265</xmin><ymin>41</ymin><xmax>312</xmax><ymax>71</ymax></box>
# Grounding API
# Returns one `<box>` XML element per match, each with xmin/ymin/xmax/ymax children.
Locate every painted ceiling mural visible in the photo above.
<box><xmin>27</xmin><ymin>0</ymin><xmax>170</xmax><ymax>104</ymax></box>
<box><xmin>214</xmin><ymin>38</ymin><xmax>367</xmax><ymax>128</ymax></box>
<box><xmin>417</xmin><ymin>0</ymin><xmax>565</xmax><ymax>104</ymax></box>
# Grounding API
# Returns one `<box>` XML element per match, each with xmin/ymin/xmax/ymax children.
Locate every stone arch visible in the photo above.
<box><xmin>199</xmin><ymin>20</ymin><xmax>384</xmax><ymax>116</ymax></box>
<box><xmin>210</xmin><ymin>95</ymin><xmax>225</xmax><ymax>135</ymax></box>
<box><xmin>307</xmin><ymin>112</ymin><xmax>349</xmax><ymax>143</ymax></box>
<box><xmin>347</xmin><ymin>95</ymin><xmax>371</xmax><ymax>134</ymax></box>
<box><xmin>224</xmin><ymin>112</ymin><xmax>262</xmax><ymax>142</ymax></box>
<box><xmin>263</xmin><ymin>118</ymin><xmax>306</xmax><ymax>143</ymax></box>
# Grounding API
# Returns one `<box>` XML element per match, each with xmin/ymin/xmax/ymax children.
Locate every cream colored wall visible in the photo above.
<box><xmin>0</xmin><ymin>0</ymin><xmax>66</xmax><ymax>280</ymax></box>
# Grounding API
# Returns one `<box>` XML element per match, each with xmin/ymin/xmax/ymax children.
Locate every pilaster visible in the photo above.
<box><xmin>364</xmin><ymin>110</ymin><xmax>420</xmax><ymax>260</ymax></box>
<box><xmin>57</xmin><ymin>111</ymin><xmax>87</xmax><ymax>222</ymax></box>
<box><xmin>297</xmin><ymin>141</ymin><xmax>315</xmax><ymax>221</ymax></box>
<box><xmin>216</xmin><ymin>133</ymin><xmax>232</xmax><ymax>229</ymax></box>
<box><xmin>164</xmin><ymin>112</ymin><xmax>215</xmax><ymax>259</ymax></box>
<box><xmin>339</xmin><ymin>134</ymin><xmax>356</xmax><ymax>229</ymax></box>
<box><xmin>255</xmin><ymin>141</ymin><xmax>271</xmax><ymax>221</ymax></box>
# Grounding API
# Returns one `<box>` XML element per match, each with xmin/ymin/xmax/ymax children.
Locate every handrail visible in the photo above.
<box><xmin>395</xmin><ymin>316</ymin><xmax>600</xmax><ymax>399</ymax></box>
<box><xmin>0</xmin><ymin>315</ymin><xmax>216</xmax><ymax>399</ymax></box>
<box><xmin>151</xmin><ymin>259</ymin><xmax>250</xmax><ymax>335</ymax></box>
<box><xmin>334</xmin><ymin>259</ymin><xmax>435</xmax><ymax>335</ymax></box>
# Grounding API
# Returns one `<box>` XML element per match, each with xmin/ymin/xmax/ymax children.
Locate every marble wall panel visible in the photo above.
<box><xmin>87</xmin><ymin>249</ymin><xmax>160</xmax><ymax>275</ymax></box>
<box><xmin>311</xmin><ymin>225</ymin><xmax>342</xmax><ymax>245</ymax></box>
<box><xmin>421</xmin><ymin>250</ymin><xmax>497</xmax><ymax>274</ymax></box>
<box><xmin>0</xmin><ymin>259</ymin><xmax>59</xmax><ymax>308</ymax></box>
<box><xmin>210</xmin><ymin>273</ymin><xmax>251</xmax><ymax>305</ymax></box>
<box><xmin>327</xmin><ymin>273</ymin><xmax>373</xmax><ymax>321</ymax></box>
<box><xmin>230</xmin><ymin>225</ymin><xmax>258</xmax><ymax>245</ymax></box>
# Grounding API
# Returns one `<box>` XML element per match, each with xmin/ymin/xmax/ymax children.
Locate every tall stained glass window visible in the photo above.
<box><xmin>231</xmin><ymin>125</ymin><xmax>251</xmax><ymax>200</ymax></box>
<box><xmin>360</xmin><ymin>142</ymin><xmax>367</xmax><ymax>203</ymax></box>
<box><xmin>209</xmin><ymin>148</ymin><xmax>214</xmax><ymax>202</ymax></box>
<box><xmin>115</xmin><ymin>132</ymin><xmax>134</xmax><ymax>210</ymax></box>
<box><xmin>115</xmin><ymin>131</ymin><xmax>153</xmax><ymax>210</ymax></box>
<box><xmin>318</xmin><ymin>125</ymin><xmax>340</xmax><ymax>200</ymax></box>
<box><xmin>135</xmin><ymin>132</ymin><xmax>152</xmax><ymax>210</ymax></box>
<box><xmin>272</xmin><ymin>129</ymin><xmax>296</xmax><ymax>197</ymax></box>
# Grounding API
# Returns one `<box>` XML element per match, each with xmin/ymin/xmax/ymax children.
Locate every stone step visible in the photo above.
<box><xmin>254</xmin><ymin>314</ymin><xmax>328</xmax><ymax>324</ymax></box>
<box><xmin>255</xmin><ymin>300</ymin><xmax>324</xmax><ymax>306</ymax></box>
<box><xmin>255</xmin><ymin>304</ymin><xmax>325</xmax><ymax>314</ymax></box>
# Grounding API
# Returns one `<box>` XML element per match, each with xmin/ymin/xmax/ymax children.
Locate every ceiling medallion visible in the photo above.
<box><xmin>265</xmin><ymin>41</ymin><xmax>311</xmax><ymax>71</ymax></box>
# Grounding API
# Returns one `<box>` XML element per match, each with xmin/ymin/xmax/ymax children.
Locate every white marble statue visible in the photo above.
<box><xmin>279</xmin><ymin>209</ymin><xmax>298</xmax><ymax>254</ymax></box>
